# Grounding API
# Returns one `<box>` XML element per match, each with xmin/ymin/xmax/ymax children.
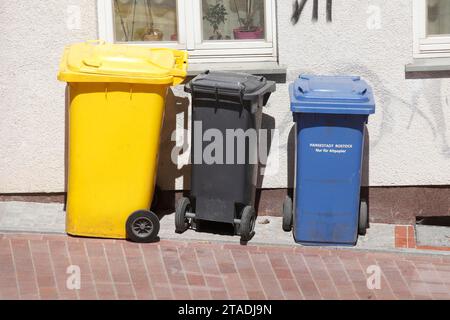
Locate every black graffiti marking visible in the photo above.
<box><xmin>291</xmin><ymin>0</ymin><xmax>333</xmax><ymax>25</ymax></box>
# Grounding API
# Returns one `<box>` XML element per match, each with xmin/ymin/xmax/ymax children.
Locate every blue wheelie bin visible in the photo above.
<box><xmin>282</xmin><ymin>75</ymin><xmax>376</xmax><ymax>246</ymax></box>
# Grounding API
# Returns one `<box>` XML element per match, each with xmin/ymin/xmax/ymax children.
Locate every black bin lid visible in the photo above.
<box><xmin>185</xmin><ymin>71</ymin><xmax>276</xmax><ymax>101</ymax></box>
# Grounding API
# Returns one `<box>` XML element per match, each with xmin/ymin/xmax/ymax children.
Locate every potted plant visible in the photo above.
<box><xmin>203</xmin><ymin>2</ymin><xmax>228</xmax><ymax>40</ymax></box>
<box><xmin>233</xmin><ymin>0</ymin><xmax>263</xmax><ymax>40</ymax></box>
<box><xmin>142</xmin><ymin>0</ymin><xmax>164</xmax><ymax>41</ymax></box>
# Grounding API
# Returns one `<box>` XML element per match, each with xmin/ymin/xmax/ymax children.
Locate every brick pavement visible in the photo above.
<box><xmin>0</xmin><ymin>233</ymin><xmax>449</xmax><ymax>300</ymax></box>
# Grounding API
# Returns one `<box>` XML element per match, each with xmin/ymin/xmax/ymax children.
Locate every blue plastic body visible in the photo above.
<box><xmin>290</xmin><ymin>75</ymin><xmax>375</xmax><ymax>246</ymax></box>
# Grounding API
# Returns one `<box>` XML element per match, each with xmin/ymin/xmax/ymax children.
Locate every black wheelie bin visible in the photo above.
<box><xmin>175</xmin><ymin>71</ymin><xmax>276</xmax><ymax>242</ymax></box>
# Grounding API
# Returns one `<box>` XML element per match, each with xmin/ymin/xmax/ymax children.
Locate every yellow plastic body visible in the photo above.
<box><xmin>66</xmin><ymin>83</ymin><xmax>168</xmax><ymax>239</ymax></box>
<box><xmin>59</xmin><ymin>41</ymin><xmax>187</xmax><ymax>239</ymax></box>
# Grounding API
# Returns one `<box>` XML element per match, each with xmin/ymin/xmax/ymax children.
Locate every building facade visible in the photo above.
<box><xmin>0</xmin><ymin>0</ymin><xmax>449</xmax><ymax>224</ymax></box>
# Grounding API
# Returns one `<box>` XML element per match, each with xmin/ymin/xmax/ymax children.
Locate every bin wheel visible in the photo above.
<box><xmin>240</xmin><ymin>206</ymin><xmax>256</xmax><ymax>242</ymax></box>
<box><xmin>175</xmin><ymin>197</ymin><xmax>192</xmax><ymax>234</ymax></box>
<box><xmin>282</xmin><ymin>196</ymin><xmax>293</xmax><ymax>232</ymax></box>
<box><xmin>126</xmin><ymin>210</ymin><xmax>160</xmax><ymax>243</ymax></box>
<box><xmin>151</xmin><ymin>185</ymin><xmax>161</xmax><ymax>211</ymax></box>
<box><xmin>358</xmin><ymin>200</ymin><xmax>369</xmax><ymax>236</ymax></box>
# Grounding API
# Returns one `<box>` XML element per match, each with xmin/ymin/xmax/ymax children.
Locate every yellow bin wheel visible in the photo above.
<box><xmin>126</xmin><ymin>210</ymin><xmax>160</xmax><ymax>243</ymax></box>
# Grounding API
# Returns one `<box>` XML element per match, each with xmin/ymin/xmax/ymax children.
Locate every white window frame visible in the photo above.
<box><xmin>413</xmin><ymin>0</ymin><xmax>450</xmax><ymax>58</ymax></box>
<box><xmin>97</xmin><ymin>0</ymin><xmax>278</xmax><ymax>63</ymax></box>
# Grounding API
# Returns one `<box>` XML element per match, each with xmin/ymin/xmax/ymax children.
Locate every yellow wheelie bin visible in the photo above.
<box><xmin>58</xmin><ymin>40</ymin><xmax>187</xmax><ymax>242</ymax></box>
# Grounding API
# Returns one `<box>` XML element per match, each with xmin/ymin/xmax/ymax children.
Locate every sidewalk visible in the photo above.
<box><xmin>1</xmin><ymin>232</ymin><xmax>450</xmax><ymax>300</ymax></box>
<box><xmin>1</xmin><ymin>201</ymin><xmax>450</xmax><ymax>300</ymax></box>
<box><xmin>0</xmin><ymin>201</ymin><xmax>449</xmax><ymax>255</ymax></box>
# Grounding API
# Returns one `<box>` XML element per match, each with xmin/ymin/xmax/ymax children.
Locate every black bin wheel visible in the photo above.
<box><xmin>175</xmin><ymin>197</ymin><xmax>192</xmax><ymax>234</ymax></box>
<box><xmin>126</xmin><ymin>210</ymin><xmax>160</xmax><ymax>243</ymax></box>
<box><xmin>282</xmin><ymin>196</ymin><xmax>293</xmax><ymax>232</ymax></box>
<box><xmin>240</xmin><ymin>206</ymin><xmax>256</xmax><ymax>242</ymax></box>
<box><xmin>358</xmin><ymin>200</ymin><xmax>369</xmax><ymax>236</ymax></box>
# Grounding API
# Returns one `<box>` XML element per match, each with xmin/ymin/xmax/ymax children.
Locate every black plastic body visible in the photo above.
<box><xmin>185</xmin><ymin>71</ymin><xmax>275</xmax><ymax>226</ymax></box>
<box><xmin>190</xmin><ymin>94</ymin><xmax>263</xmax><ymax>224</ymax></box>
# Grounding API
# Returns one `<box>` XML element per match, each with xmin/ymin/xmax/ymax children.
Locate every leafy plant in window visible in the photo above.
<box><xmin>233</xmin><ymin>0</ymin><xmax>263</xmax><ymax>39</ymax></box>
<box><xmin>203</xmin><ymin>2</ymin><xmax>229</xmax><ymax>40</ymax></box>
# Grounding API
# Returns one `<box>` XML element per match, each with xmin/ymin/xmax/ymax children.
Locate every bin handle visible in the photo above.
<box><xmin>298</xmin><ymin>86</ymin><xmax>305</xmax><ymax>94</ymax></box>
<box><xmin>239</xmin><ymin>83</ymin><xmax>245</xmax><ymax>106</ymax></box>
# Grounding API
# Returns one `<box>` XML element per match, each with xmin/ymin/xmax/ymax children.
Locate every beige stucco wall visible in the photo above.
<box><xmin>0</xmin><ymin>0</ymin><xmax>98</xmax><ymax>193</ymax></box>
<box><xmin>0</xmin><ymin>0</ymin><xmax>449</xmax><ymax>193</ymax></box>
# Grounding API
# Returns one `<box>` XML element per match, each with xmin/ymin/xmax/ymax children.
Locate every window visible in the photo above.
<box><xmin>97</xmin><ymin>0</ymin><xmax>277</xmax><ymax>63</ymax></box>
<box><xmin>414</xmin><ymin>0</ymin><xmax>450</xmax><ymax>58</ymax></box>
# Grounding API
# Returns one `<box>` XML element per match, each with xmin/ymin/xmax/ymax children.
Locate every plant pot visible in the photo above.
<box><xmin>233</xmin><ymin>27</ymin><xmax>263</xmax><ymax>40</ymax></box>
<box><xmin>143</xmin><ymin>28</ymin><xmax>164</xmax><ymax>41</ymax></box>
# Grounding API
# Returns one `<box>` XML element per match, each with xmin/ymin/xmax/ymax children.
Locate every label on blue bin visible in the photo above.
<box><xmin>309</xmin><ymin>143</ymin><xmax>353</xmax><ymax>154</ymax></box>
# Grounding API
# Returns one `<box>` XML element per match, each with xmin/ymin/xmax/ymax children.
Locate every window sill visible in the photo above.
<box><xmin>187</xmin><ymin>62</ymin><xmax>287</xmax><ymax>83</ymax></box>
<box><xmin>405</xmin><ymin>57</ymin><xmax>450</xmax><ymax>72</ymax></box>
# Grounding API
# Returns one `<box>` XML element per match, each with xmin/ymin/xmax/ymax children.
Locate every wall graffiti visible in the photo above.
<box><xmin>291</xmin><ymin>0</ymin><xmax>333</xmax><ymax>24</ymax></box>
<box><xmin>266</xmin><ymin>66</ymin><xmax>450</xmax><ymax>188</ymax></box>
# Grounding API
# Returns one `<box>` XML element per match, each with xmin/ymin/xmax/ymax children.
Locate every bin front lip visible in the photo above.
<box><xmin>57</xmin><ymin>71</ymin><xmax>183</xmax><ymax>85</ymax></box>
<box><xmin>290</xmin><ymin>103</ymin><xmax>375</xmax><ymax>115</ymax></box>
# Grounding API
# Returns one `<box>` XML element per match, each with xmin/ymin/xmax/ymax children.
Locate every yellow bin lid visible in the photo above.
<box><xmin>58</xmin><ymin>40</ymin><xmax>188</xmax><ymax>85</ymax></box>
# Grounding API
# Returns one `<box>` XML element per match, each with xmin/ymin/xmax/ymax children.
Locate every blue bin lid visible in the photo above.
<box><xmin>290</xmin><ymin>75</ymin><xmax>375</xmax><ymax>115</ymax></box>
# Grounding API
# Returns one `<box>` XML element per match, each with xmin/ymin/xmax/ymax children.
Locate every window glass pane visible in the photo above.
<box><xmin>113</xmin><ymin>0</ymin><xmax>178</xmax><ymax>42</ymax></box>
<box><xmin>202</xmin><ymin>0</ymin><xmax>266</xmax><ymax>41</ymax></box>
<box><xmin>427</xmin><ymin>0</ymin><xmax>450</xmax><ymax>35</ymax></box>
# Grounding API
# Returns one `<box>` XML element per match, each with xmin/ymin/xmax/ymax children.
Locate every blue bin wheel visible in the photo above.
<box><xmin>358</xmin><ymin>200</ymin><xmax>369</xmax><ymax>236</ymax></box>
<box><xmin>240</xmin><ymin>206</ymin><xmax>256</xmax><ymax>242</ymax></box>
<box><xmin>282</xmin><ymin>196</ymin><xmax>293</xmax><ymax>232</ymax></box>
<box><xmin>175</xmin><ymin>197</ymin><xmax>192</xmax><ymax>234</ymax></box>
<box><xmin>126</xmin><ymin>210</ymin><xmax>160</xmax><ymax>243</ymax></box>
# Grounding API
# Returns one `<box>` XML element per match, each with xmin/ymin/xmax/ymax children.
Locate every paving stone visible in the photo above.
<box><xmin>416</xmin><ymin>225</ymin><xmax>450</xmax><ymax>247</ymax></box>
